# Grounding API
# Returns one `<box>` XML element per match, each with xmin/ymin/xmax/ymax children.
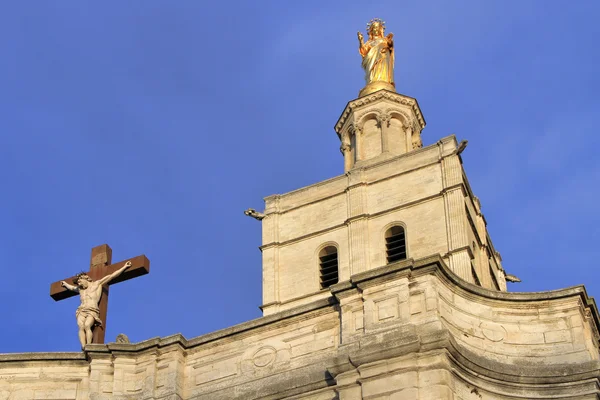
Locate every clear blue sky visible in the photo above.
<box><xmin>1</xmin><ymin>2</ymin><xmax>598</xmax><ymax>352</ymax></box>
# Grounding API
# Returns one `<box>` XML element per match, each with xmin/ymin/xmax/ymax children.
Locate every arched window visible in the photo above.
<box><xmin>319</xmin><ymin>246</ymin><xmax>339</xmax><ymax>289</ymax></box>
<box><xmin>385</xmin><ymin>226</ymin><xmax>407</xmax><ymax>263</ymax></box>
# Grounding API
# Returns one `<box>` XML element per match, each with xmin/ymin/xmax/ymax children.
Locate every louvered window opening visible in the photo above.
<box><xmin>319</xmin><ymin>247</ymin><xmax>339</xmax><ymax>289</ymax></box>
<box><xmin>386</xmin><ymin>226</ymin><xmax>407</xmax><ymax>264</ymax></box>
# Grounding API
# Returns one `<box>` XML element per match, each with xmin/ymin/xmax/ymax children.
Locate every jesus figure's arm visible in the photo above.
<box><xmin>98</xmin><ymin>261</ymin><xmax>132</xmax><ymax>286</ymax></box>
<box><xmin>61</xmin><ymin>281</ymin><xmax>79</xmax><ymax>292</ymax></box>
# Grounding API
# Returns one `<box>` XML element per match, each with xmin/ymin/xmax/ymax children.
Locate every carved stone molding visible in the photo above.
<box><xmin>335</xmin><ymin>90</ymin><xmax>426</xmax><ymax>134</ymax></box>
<box><xmin>384</xmin><ymin>108</ymin><xmax>411</xmax><ymax>128</ymax></box>
<box><xmin>240</xmin><ymin>340</ymin><xmax>291</xmax><ymax>375</ymax></box>
<box><xmin>412</xmin><ymin>133</ymin><xmax>423</xmax><ymax>149</ymax></box>
<box><xmin>479</xmin><ymin>322</ymin><xmax>506</xmax><ymax>342</ymax></box>
<box><xmin>340</xmin><ymin>143</ymin><xmax>351</xmax><ymax>155</ymax></box>
<box><xmin>340</xmin><ymin>128</ymin><xmax>351</xmax><ymax>146</ymax></box>
<box><xmin>346</xmin><ymin>123</ymin><xmax>356</xmax><ymax>136</ymax></box>
<box><xmin>251</xmin><ymin>346</ymin><xmax>277</xmax><ymax>368</ymax></box>
<box><xmin>376</xmin><ymin>113</ymin><xmax>390</xmax><ymax>125</ymax></box>
<box><xmin>354</xmin><ymin>110</ymin><xmax>382</xmax><ymax>133</ymax></box>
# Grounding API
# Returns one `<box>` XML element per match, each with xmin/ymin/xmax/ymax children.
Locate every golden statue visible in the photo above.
<box><xmin>357</xmin><ymin>18</ymin><xmax>395</xmax><ymax>96</ymax></box>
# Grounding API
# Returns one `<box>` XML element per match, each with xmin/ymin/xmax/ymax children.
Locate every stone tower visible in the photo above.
<box><xmin>260</xmin><ymin>89</ymin><xmax>507</xmax><ymax>317</ymax></box>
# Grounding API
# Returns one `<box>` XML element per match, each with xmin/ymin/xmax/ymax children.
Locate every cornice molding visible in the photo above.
<box><xmin>335</xmin><ymin>90</ymin><xmax>426</xmax><ymax>134</ymax></box>
<box><xmin>0</xmin><ymin>352</ymin><xmax>86</xmax><ymax>363</ymax></box>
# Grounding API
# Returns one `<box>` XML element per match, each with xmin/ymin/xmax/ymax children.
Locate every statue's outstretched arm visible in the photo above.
<box><xmin>61</xmin><ymin>281</ymin><xmax>79</xmax><ymax>292</ymax></box>
<box><xmin>98</xmin><ymin>261</ymin><xmax>132</xmax><ymax>286</ymax></box>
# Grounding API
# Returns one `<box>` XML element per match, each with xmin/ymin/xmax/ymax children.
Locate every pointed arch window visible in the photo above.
<box><xmin>319</xmin><ymin>246</ymin><xmax>339</xmax><ymax>289</ymax></box>
<box><xmin>385</xmin><ymin>226</ymin><xmax>407</xmax><ymax>264</ymax></box>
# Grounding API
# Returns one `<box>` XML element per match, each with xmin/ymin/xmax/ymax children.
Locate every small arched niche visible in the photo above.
<box><xmin>361</xmin><ymin>118</ymin><xmax>382</xmax><ymax>160</ymax></box>
<box><xmin>387</xmin><ymin>117</ymin><xmax>407</xmax><ymax>154</ymax></box>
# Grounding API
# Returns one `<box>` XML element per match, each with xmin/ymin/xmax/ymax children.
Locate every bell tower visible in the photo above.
<box><xmin>257</xmin><ymin>19</ymin><xmax>507</xmax><ymax>317</ymax></box>
<box><xmin>336</xmin><ymin>91</ymin><xmax>425</xmax><ymax>172</ymax></box>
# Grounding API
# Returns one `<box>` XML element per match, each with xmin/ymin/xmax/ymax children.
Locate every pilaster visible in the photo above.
<box><xmin>346</xmin><ymin>169</ymin><xmax>370</xmax><ymax>275</ymax></box>
<box><xmin>444</xmin><ymin>190</ymin><xmax>471</xmax><ymax>283</ymax></box>
<box><xmin>88</xmin><ymin>351</ymin><xmax>114</xmax><ymax>399</ymax></box>
<box><xmin>441</xmin><ymin>154</ymin><xmax>472</xmax><ymax>283</ymax></box>
<box><xmin>441</xmin><ymin>153</ymin><xmax>463</xmax><ymax>188</ymax></box>
<box><xmin>154</xmin><ymin>345</ymin><xmax>186</xmax><ymax>399</ymax></box>
<box><xmin>378</xmin><ymin>114</ymin><xmax>390</xmax><ymax>153</ymax></box>
<box><xmin>261</xmin><ymin>195</ymin><xmax>281</xmax><ymax>314</ymax></box>
<box><xmin>340</xmin><ymin>126</ymin><xmax>354</xmax><ymax>172</ymax></box>
<box><xmin>111</xmin><ymin>353</ymin><xmax>138</xmax><ymax>396</ymax></box>
<box><xmin>334</xmin><ymin>369</ymin><xmax>362</xmax><ymax>400</ymax></box>
<box><xmin>331</xmin><ymin>283</ymin><xmax>364</xmax><ymax>344</ymax></box>
<box><xmin>110</xmin><ymin>350</ymin><xmax>160</xmax><ymax>398</ymax></box>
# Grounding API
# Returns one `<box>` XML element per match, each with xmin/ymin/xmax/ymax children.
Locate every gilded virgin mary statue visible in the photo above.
<box><xmin>357</xmin><ymin>18</ymin><xmax>395</xmax><ymax>97</ymax></box>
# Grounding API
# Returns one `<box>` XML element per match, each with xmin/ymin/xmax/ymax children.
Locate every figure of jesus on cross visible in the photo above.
<box><xmin>60</xmin><ymin>261</ymin><xmax>132</xmax><ymax>348</ymax></box>
<box><xmin>50</xmin><ymin>244</ymin><xmax>150</xmax><ymax>349</ymax></box>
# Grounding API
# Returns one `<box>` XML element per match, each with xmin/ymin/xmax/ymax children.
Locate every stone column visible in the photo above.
<box><xmin>378</xmin><ymin>114</ymin><xmax>390</xmax><ymax>153</ymax></box>
<box><xmin>341</xmin><ymin>129</ymin><xmax>353</xmax><ymax>173</ymax></box>
<box><xmin>354</xmin><ymin>125</ymin><xmax>363</xmax><ymax>162</ymax></box>
<box><xmin>404</xmin><ymin>123</ymin><xmax>413</xmax><ymax>153</ymax></box>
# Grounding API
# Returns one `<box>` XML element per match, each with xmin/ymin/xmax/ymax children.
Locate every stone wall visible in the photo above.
<box><xmin>2</xmin><ymin>257</ymin><xmax>598</xmax><ymax>399</ymax></box>
<box><xmin>260</xmin><ymin>135</ymin><xmax>507</xmax><ymax>316</ymax></box>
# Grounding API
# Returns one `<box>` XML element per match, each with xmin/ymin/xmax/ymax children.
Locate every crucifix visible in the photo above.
<box><xmin>50</xmin><ymin>244</ymin><xmax>150</xmax><ymax>348</ymax></box>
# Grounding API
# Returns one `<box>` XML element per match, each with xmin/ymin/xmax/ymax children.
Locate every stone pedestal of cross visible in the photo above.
<box><xmin>50</xmin><ymin>244</ymin><xmax>150</xmax><ymax>345</ymax></box>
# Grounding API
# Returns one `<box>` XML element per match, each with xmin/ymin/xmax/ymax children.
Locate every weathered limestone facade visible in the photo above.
<box><xmin>1</xmin><ymin>89</ymin><xmax>599</xmax><ymax>399</ymax></box>
<box><xmin>261</xmin><ymin>92</ymin><xmax>505</xmax><ymax>317</ymax></box>
<box><xmin>1</xmin><ymin>258</ymin><xmax>599</xmax><ymax>399</ymax></box>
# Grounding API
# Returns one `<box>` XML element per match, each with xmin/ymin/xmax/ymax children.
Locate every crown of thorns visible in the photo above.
<box><xmin>367</xmin><ymin>18</ymin><xmax>385</xmax><ymax>31</ymax></box>
<box><xmin>73</xmin><ymin>272</ymin><xmax>92</xmax><ymax>284</ymax></box>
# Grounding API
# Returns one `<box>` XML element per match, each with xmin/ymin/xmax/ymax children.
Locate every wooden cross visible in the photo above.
<box><xmin>50</xmin><ymin>244</ymin><xmax>150</xmax><ymax>344</ymax></box>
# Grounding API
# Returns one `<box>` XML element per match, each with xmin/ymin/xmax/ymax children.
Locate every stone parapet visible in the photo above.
<box><xmin>1</xmin><ymin>256</ymin><xmax>598</xmax><ymax>399</ymax></box>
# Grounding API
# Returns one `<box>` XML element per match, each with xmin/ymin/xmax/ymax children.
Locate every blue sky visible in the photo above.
<box><xmin>0</xmin><ymin>2</ymin><xmax>598</xmax><ymax>352</ymax></box>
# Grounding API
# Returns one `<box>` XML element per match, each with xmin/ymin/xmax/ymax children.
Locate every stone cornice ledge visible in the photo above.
<box><xmin>335</xmin><ymin>90</ymin><xmax>426</xmax><ymax>133</ymax></box>
<box><xmin>0</xmin><ymin>298</ymin><xmax>336</xmax><ymax>362</ymax></box>
<box><xmin>0</xmin><ymin>352</ymin><xmax>86</xmax><ymax>363</ymax></box>
<box><xmin>265</xmin><ymin>135</ymin><xmax>456</xmax><ymax>207</ymax></box>
<box><xmin>446</xmin><ymin>334</ymin><xmax>600</xmax><ymax>385</ymax></box>
<box><xmin>329</xmin><ymin>335</ymin><xmax>600</xmax><ymax>389</ymax></box>
<box><xmin>84</xmin><ymin>297</ymin><xmax>336</xmax><ymax>356</ymax></box>
<box><xmin>331</xmin><ymin>255</ymin><xmax>600</xmax><ymax>333</ymax></box>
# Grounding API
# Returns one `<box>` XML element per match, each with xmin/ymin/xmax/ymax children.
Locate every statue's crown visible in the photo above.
<box><xmin>367</xmin><ymin>18</ymin><xmax>385</xmax><ymax>31</ymax></box>
<box><xmin>74</xmin><ymin>271</ymin><xmax>91</xmax><ymax>283</ymax></box>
